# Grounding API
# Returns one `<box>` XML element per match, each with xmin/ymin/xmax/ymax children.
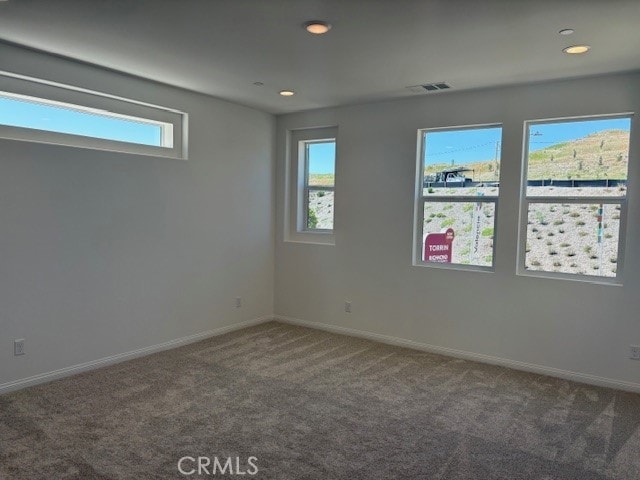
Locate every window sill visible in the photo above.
<box><xmin>412</xmin><ymin>261</ymin><xmax>494</xmax><ymax>273</ymax></box>
<box><xmin>284</xmin><ymin>231</ymin><xmax>335</xmax><ymax>246</ymax></box>
<box><xmin>516</xmin><ymin>269</ymin><xmax>622</xmax><ymax>286</ymax></box>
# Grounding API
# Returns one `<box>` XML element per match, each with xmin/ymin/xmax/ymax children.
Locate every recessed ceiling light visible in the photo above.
<box><xmin>304</xmin><ymin>21</ymin><xmax>332</xmax><ymax>35</ymax></box>
<box><xmin>563</xmin><ymin>45</ymin><xmax>591</xmax><ymax>54</ymax></box>
<box><xmin>559</xmin><ymin>28</ymin><xmax>575</xmax><ymax>35</ymax></box>
<box><xmin>279</xmin><ymin>90</ymin><xmax>295</xmax><ymax>97</ymax></box>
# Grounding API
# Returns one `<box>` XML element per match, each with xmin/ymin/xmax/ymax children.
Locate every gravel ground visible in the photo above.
<box><xmin>309</xmin><ymin>186</ymin><xmax>622</xmax><ymax>278</ymax></box>
<box><xmin>308</xmin><ymin>190</ymin><xmax>334</xmax><ymax>230</ymax></box>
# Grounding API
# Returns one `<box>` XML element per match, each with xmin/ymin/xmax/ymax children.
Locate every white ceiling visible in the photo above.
<box><xmin>0</xmin><ymin>0</ymin><xmax>639</xmax><ymax>114</ymax></box>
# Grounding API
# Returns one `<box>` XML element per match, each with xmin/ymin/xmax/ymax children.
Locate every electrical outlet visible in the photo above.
<box><xmin>235</xmin><ymin>297</ymin><xmax>242</xmax><ymax>308</ymax></box>
<box><xmin>630</xmin><ymin>345</ymin><xmax>640</xmax><ymax>361</ymax></box>
<box><xmin>344</xmin><ymin>301</ymin><xmax>352</xmax><ymax>313</ymax></box>
<box><xmin>14</xmin><ymin>339</ymin><xmax>25</xmax><ymax>356</ymax></box>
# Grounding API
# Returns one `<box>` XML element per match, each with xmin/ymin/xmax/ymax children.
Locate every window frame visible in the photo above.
<box><xmin>0</xmin><ymin>71</ymin><xmax>187</xmax><ymax>160</ymax></box>
<box><xmin>302</xmin><ymin>138</ymin><xmax>336</xmax><ymax>233</ymax></box>
<box><xmin>413</xmin><ymin>123</ymin><xmax>502</xmax><ymax>272</ymax></box>
<box><xmin>517</xmin><ymin>113</ymin><xmax>633</xmax><ymax>285</ymax></box>
<box><xmin>285</xmin><ymin>126</ymin><xmax>337</xmax><ymax>245</ymax></box>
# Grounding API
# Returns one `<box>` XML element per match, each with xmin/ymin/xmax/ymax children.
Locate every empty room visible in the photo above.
<box><xmin>1</xmin><ymin>1</ymin><xmax>640</xmax><ymax>479</ymax></box>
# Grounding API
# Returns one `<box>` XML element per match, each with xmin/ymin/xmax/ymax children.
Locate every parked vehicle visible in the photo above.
<box><xmin>425</xmin><ymin>167</ymin><xmax>473</xmax><ymax>184</ymax></box>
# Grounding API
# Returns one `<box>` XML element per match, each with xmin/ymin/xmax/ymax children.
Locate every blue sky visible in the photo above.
<box><xmin>308</xmin><ymin>141</ymin><xmax>336</xmax><ymax>174</ymax></box>
<box><xmin>424</xmin><ymin>127</ymin><xmax>502</xmax><ymax>166</ymax></box>
<box><xmin>0</xmin><ymin>96</ymin><xmax>162</xmax><ymax>146</ymax></box>
<box><xmin>423</xmin><ymin>118</ymin><xmax>630</xmax><ymax>167</ymax></box>
<box><xmin>528</xmin><ymin>118</ymin><xmax>630</xmax><ymax>151</ymax></box>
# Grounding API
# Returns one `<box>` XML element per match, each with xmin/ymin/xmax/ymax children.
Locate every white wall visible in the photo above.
<box><xmin>0</xmin><ymin>44</ymin><xmax>275</xmax><ymax>387</ymax></box>
<box><xmin>275</xmin><ymin>72</ymin><xmax>640</xmax><ymax>389</ymax></box>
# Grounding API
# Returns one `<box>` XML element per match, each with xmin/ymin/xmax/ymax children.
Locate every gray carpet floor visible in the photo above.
<box><xmin>1</xmin><ymin>321</ymin><xmax>640</xmax><ymax>479</ymax></box>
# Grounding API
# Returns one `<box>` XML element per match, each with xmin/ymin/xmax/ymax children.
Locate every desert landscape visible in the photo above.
<box><xmin>308</xmin><ymin>128</ymin><xmax>629</xmax><ymax>277</ymax></box>
<box><xmin>421</xmin><ymin>186</ymin><xmax>622</xmax><ymax>276</ymax></box>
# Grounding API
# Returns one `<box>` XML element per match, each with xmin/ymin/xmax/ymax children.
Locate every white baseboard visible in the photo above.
<box><xmin>0</xmin><ymin>315</ymin><xmax>273</xmax><ymax>395</ymax></box>
<box><xmin>274</xmin><ymin>315</ymin><xmax>640</xmax><ymax>394</ymax></box>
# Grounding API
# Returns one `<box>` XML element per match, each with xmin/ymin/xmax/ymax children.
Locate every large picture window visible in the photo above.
<box><xmin>519</xmin><ymin>115</ymin><xmax>632</xmax><ymax>282</ymax></box>
<box><xmin>415</xmin><ymin>124</ymin><xmax>502</xmax><ymax>270</ymax></box>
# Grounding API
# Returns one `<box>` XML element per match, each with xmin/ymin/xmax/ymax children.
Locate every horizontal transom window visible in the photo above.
<box><xmin>0</xmin><ymin>72</ymin><xmax>186</xmax><ymax>159</ymax></box>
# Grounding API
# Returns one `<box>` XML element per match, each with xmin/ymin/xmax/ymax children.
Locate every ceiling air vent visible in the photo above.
<box><xmin>406</xmin><ymin>82</ymin><xmax>452</xmax><ymax>94</ymax></box>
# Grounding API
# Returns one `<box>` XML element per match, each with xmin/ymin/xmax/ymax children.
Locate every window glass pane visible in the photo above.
<box><xmin>526</xmin><ymin>117</ymin><xmax>630</xmax><ymax>197</ymax></box>
<box><xmin>307</xmin><ymin>141</ymin><xmax>335</xmax><ymax>187</ymax></box>
<box><xmin>423</xmin><ymin>126</ymin><xmax>502</xmax><ymax>196</ymax></box>
<box><xmin>422</xmin><ymin>201</ymin><xmax>495</xmax><ymax>267</ymax></box>
<box><xmin>0</xmin><ymin>94</ymin><xmax>165</xmax><ymax>147</ymax></box>
<box><xmin>307</xmin><ymin>189</ymin><xmax>334</xmax><ymax>230</ymax></box>
<box><xmin>524</xmin><ymin>203</ymin><xmax>620</xmax><ymax>278</ymax></box>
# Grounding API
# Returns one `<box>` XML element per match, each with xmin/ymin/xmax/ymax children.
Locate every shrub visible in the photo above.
<box><xmin>553</xmin><ymin>220</ymin><xmax>564</xmax><ymax>226</ymax></box>
<box><xmin>317</xmin><ymin>191</ymin><xmax>325</xmax><ymax>198</ymax></box>
<box><xmin>441</xmin><ymin>218</ymin><xmax>455</xmax><ymax>228</ymax></box>
<box><xmin>481</xmin><ymin>227</ymin><xmax>494</xmax><ymax>237</ymax></box>
<box><xmin>307</xmin><ymin>208</ymin><xmax>318</xmax><ymax>229</ymax></box>
<box><xmin>576</xmin><ymin>220</ymin><xmax>586</xmax><ymax>226</ymax></box>
<box><xmin>560</xmin><ymin>242</ymin><xmax>570</xmax><ymax>248</ymax></box>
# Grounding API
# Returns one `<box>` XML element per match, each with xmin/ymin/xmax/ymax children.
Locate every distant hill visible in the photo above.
<box><xmin>307</xmin><ymin>173</ymin><xmax>335</xmax><ymax>187</ymax></box>
<box><xmin>423</xmin><ymin>129</ymin><xmax>629</xmax><ymax>182</ymax></box>
<box><xmin>527</xmin><ymin>129</ymin><xmax>629</xmax><ymax>180</ymax></box>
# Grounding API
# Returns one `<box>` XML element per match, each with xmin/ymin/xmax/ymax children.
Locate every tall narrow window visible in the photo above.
<box><xmin>285</xmin><ymin>126</ymin><xmax>337</xmax><ymax>244</ymax></box>
<box><xmin>415</xmin><ymin>124</ymin><xmax>502</xmax><ymax>270</ymax></box>
<box><xmin>303</xmin><ymin>140</ymin><xmax>336</xmax><ymax>231</ymax></box>
<box><xmin>519</xmin><ymin>115</ymin><xmax>632</xmax><ymax>281</ymax></box>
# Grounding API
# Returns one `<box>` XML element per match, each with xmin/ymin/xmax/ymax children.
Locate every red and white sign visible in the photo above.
<box><xmin>424</xmin><ymin>228</ymin><xmax>455</xmax><ymax>263</ymax></box>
